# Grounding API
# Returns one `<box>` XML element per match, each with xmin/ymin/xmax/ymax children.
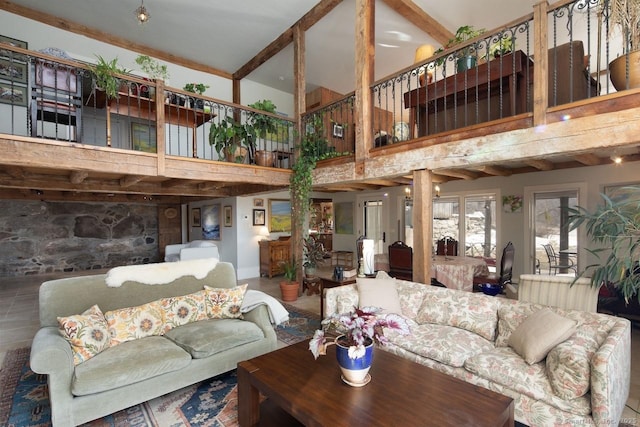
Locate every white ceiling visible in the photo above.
<box><xmin>7</xmin><ymin>0</ymin><xmax>543</xmax><ymax>94</ymax></box>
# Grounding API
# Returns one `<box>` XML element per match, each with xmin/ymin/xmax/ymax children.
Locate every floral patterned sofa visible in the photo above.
<box><xmin>323</xmin><ymin>276</ymin><xmax>631</xmax><ymax>427</ymax></box>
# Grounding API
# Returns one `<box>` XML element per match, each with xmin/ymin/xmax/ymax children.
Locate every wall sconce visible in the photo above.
<box><xmin>135</xmin><ymin>0</ymin><xmax>150</xmax><ymax>25</ymax></box>
<box><xmin>434</xmin><ymin>184</ymin><xmax>441</xmax><ymax>199</ymax></box>
<box><xmin>404</xmin><ymin>186</ymin><xmax>412</xmax><ymax>200</ymax></box>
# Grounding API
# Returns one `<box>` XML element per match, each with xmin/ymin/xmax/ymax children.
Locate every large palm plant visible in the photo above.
<box><xmin>567</xmin><ymin>186</ymin><xmax>640</xmax><ymax>302</ymax></box>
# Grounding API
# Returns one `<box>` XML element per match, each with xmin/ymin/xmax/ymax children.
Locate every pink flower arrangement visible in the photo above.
<box><xmin>309</xmin><ymin>306</ymin><xmax>410</xmax><ymax>360</ymax></box>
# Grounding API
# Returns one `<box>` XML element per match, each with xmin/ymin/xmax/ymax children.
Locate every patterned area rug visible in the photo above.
<box><xmin>0</xmin><ymin>302</ymin><xmax>319</xmax><ymax>427</ymax></box>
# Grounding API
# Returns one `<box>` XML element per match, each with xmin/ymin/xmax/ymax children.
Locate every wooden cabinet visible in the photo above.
<box><xmin>259</xmin><ymin>239</ymin><xmax>291</xmax><ymax>278</ymax></box>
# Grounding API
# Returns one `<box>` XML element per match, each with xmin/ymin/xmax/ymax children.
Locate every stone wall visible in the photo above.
<box><xmin>0</xmin><ymin>200</ymin><xmax>159</xmax><ymax>277</ymax></box>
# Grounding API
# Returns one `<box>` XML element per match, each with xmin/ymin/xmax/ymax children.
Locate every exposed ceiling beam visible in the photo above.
<box><xmin>473</xmin><ymin>165</ymin><xmax>513</xmax><ymax>176</ymax></box>
<box><xmin>434</xmin><ymin>169</ymin><xmax>479</xmax><ymax>180</ymax></box>
<box><xmin>5</xmin><ymin>166</ymin><xmax>24</xmax><ymax>179</ymax></box>
<box><xmin>380</xmin><ymin>0</ymin><xmax>454</xmax><ymax>45</ymax></box>
<box><xmin>69</xmin><ymin>170</ymin><xmax>88</xmax><ymax>184</ymax></box>
<box><xmin>573</xmin><ymin>153</ymin><xmax>603</xmax><ymax>166</ymax></box>
<box><xmin>525</xmin><ymin>159</ymin><xmax>554</xmax><ymax>171</ymax></box>
<box><xmin>233</xmin><ymin>0</ymin><xmax>344</xmax><ymax>80</ymax></box>
<box><xmin>120</xmin><ymin>175</ymin><xmax>145</xmax><ymax>188</ymax></box>
<box><xmin>0</xmin><ymin>0</ymin><xmax>233</xmax><ymax>79</ymax></box>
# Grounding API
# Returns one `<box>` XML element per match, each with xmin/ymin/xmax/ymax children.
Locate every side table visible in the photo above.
<box><xmin>319</xmin><ymin>276</ymin><xmax>356</xmax><ymax>319</ymax></box>
<box><xmin>303</xmin><ymin>276</ymin><xmax>322</xmax><ymax>296</ymax></box>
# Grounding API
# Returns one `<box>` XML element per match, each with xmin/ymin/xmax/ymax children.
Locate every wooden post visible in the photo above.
<box><xmin>533</xmin><ymin>1</ymin><xmax>549</xmax><ymax>126</ymax></box>
<box><xmin>155</xmin><ymin>79</ymin><xmax>166</xmax><ymax>175</ymax></box>
<box><xmin>412</xmin><ymin>169</ymin><xmax>433</xmax><ymax>285</ymax></box>
<box><xmin>354</xmin><ymin>0</ymin><xmax>374</xmax><ymax>177</ymax></box>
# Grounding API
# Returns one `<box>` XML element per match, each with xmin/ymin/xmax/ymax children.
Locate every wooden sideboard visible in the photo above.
<box><xmin>259</xmin><ymin>239</ymin><xmax>291</xmax><ymax>278</ymax></box>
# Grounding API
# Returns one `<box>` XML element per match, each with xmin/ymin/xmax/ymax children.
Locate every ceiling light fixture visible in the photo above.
<box><xmin>610</xmin><ymin>153</ymin><xmax>623</xmax><ymax>165</ymax></box>
<box><xmin>135</xmin><ymin>0</ymin><xmax>150</xmax><ymax>25</ymax></box>
<box><xmin>434</xmin><ymin>184</ymin><xmax>441</xmax><ymax>199</ymax></box>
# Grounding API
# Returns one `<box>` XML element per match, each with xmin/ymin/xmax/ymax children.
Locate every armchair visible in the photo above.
<box><xmin>164</xmin><ymin>240</ymin><xmax>219</xmax><ymax>262</ymax></box>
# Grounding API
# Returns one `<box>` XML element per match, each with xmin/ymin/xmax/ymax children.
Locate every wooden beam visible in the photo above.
<box><xmin>69</xmin><ymin>170</ymin><xmax>88</xmax><ymax>184</ymax></box>
<box><xmin>0</xmin><ymin>0</ymin><xmax>232</xmax><ymax>79</ymax></box>
<box><xmin>4</xmin><ymin>166</ymin><xmax>24</xmax><ymax>179</ymax></box>
<box><xmin>354</xmin><ymin>0</ymin><xmax>375</xmax><ymax>177</ymax></box>
<box><xmin>120</xmin><ymin>175</ymin><xmax>145</xmax><ymax>188</ymax></box>
<box><xmin>532</xmin><ymin>1</ymin><xmax>549</xmax><ymax>125</ymax></box>
<box><xmin>412</xmin><ymin>169</ymin><xmax>432</xmax><ymax>284</ymax></box>
<box><xmin>233</xmin><ymin>0</ymin><xmax>344</xmax><ymax>80</ymax></box>
<box><xmin>473</xmin><ymin>165</ymin><xmax>513</xmax><ymax>176</ymax></box>
<box><xmin>380</xmin><ymin>0</ymin><xmax>454</xmax><ymax>45</ymax></box>
<box><xmin>525</xmin><ymin>159</ymin><xmax>554</xmax><ymax>171</ymax></box>
<box><xmin>573</xmin><ymin>153</ymin><xmax>603</xmax><ymax>166</ymax></box>
<box><xmin>434</xmin><ymin>169</ymin><xmax>479</xmax><ymax>180</ymax></box>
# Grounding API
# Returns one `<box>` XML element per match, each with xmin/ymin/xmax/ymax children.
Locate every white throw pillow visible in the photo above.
<box><xmin>508</xmin><ymin>308</ymin><xmax>577</xmax><ymax>364</ymax></box>
<box><xmin>356</xmin><ymin>277</ymin><xmax>402</xmax><ymax>314</ymax></box>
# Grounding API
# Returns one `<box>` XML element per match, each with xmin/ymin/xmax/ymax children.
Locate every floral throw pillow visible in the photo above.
<box><xmin>159</xmin><ymin>290</ymin><xmax>208</xmax><ymax>332</ymax></box>
<box><xmin>57</xmin><ymin>304</ymin><xmax>111</xmax><ymax>365</ymax></box>
<box><xmin>204</xmin><ymin>284</ymin><xmax>248</xmax><ymax>319</ymax></box>
<box><xmin>104</xmin><ymin>301</ymin><xmax>166</xmax><ymax>346</ymax></box>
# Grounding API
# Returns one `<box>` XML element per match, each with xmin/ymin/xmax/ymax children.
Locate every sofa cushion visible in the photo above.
<box><xmin>415</xmin><ymin>288</ymin><xmax>500</xmax><ymax>341</ymax></box>
<box><xmin>508</xmin><ymin>308</ymin><xmax>577</xmax><ymax>364</ymax></box>
<box><xmin>159</xmin><ymin>290</ymin><xmax>209</xmax><ymax>331</ymax></box>
<box><xmin>495</xmin><ymin>300</ymin><xmax>542</xmax><ymax>347</ymax></box>
<box><xmin>396</xmin><ymin>281</ymin><xmax>428</xmax><ymax>319</ymax></box>
<box><xmin>336</xmin><ymin>289</ymin><xmax>360</xmax><ymax>315</ymax></box>
<box><xmin>104</xmin><ymin>300</ymin><xmax>166</xmax><ymax>346</ymax></box>
<box><xmin>71</xmin><ymin>336</ymin><xmax>191</xmax><ymax>396</ymax></box>
<box><xmin>164</xmin><ymin>318</ymin><xmax>264</xmax><ymax>358</ymax></box>
<box><xmin>464</xmin><ymin>347</ymin><xmax>591</xmax><ymax>416</ymax></box>
<box><xmin>385</xmin><ymin>321</ymin><xmax>494</xmax><ymax>368</ymax></box>
<box><xmin>204</xmin><ymin>283</ymin><xmax>248</xmax><ymax>319</ymax></box>
<box><xmin>57</xmin><ymin>304</ymin><xmax>111</xmax><ymax>365</ymax></box>
<box><xmin>356</xmin><ymin>277</ymin><xmax>402</xmax><ymax>314</ymax></box>
<box><xmin>546</xmin><ymin>313</ymin><xmax>617</xmax><ymax>399</ymax></box>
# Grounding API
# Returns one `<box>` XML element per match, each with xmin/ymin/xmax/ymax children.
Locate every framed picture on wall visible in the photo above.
<box><xmin>191</xmin><ymin>208</ymin><xmax>201</xmax><ymax>227</ymax></box>
<box><xmin>0</xmin><ymin>58</ymin><xmax>27</xmax><ymax>83</ymax></box>
<box><xmin>253</xmin><ymin>209</ymin><xmax>266</xmax><ymax>226</ymax></box>
<box><xmin>0</xmin><ymin>35</ymin><xmax>28</xmax><ymax>60</ymax></box>
<box><xmin>223</xmin><ymin>205</ymin><xmax>232</xmax><ymax>227</ymax></box>
<box><xmin>202</xmin><ymin>204</ymin><xmax>221</xmax><ymax>240</ymax></box>
<box><xmin>254</xmin><ymin>198</ymin><xmax>264</xmax><ymax>207</ymax></box>
<box><xmin>0</xmin><ymin>83</ymin><xmax>26</xmax><ymax>106</ymax></box>
<box><xmin>268</xmin><ymin>199</ymin><xmax>291</xmax><ymax>232</ymax></box>
<box><xmin>131</xmin><ymin>122</ymin><xmax>157</xmax><ymax>153</ymax></box>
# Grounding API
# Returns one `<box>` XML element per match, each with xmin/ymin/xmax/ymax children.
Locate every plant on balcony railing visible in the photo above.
<box><xmin>91</xmin><ymin>55</ymin><xmax>130</xmax><ymax>100</ymax></box>
<box><xmin>135</xmin><ymin>55</ymin><xmax>170</xmax><ymax>81</ymax></box>
<box><xmin>606</xmin><ymin>0</ymin><xmax>640</xmax><ymax>90</ymax></box>
<box><xmin>248</xmin><ymin>99</ymin><xmax>281</xmax><ymax>166</ymax></box>
<box><xmin>183</xmin><ymin>83</ymin><xmax>209</xmax><ymax>95</ymax></box>
<box><xmin>209</xmin><ymin>116</ymin><xmax>255</xmax><ymax>163</ymax></box>
<box><xmin>434</xmin><ymin>25</ymin><xmax>486</xmax><ymax>72</ymax></box>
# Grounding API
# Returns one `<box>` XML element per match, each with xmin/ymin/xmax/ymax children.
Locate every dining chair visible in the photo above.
<box><xmin>542</xmin><ymin>244</ymin><xmax>577</xmax><ymax>275</ymax></box>
<box><xmin>473</xmin><ymin>241</ymin><xmax>514</xmax><ymax>291</ymax></box>
<box><xmin>436</xmin><ymin>236</ymin><xmax>458</xmax><ymax>256</ymax></box>
<box><xmin>388</xmin><ymin>241</ymin><xmax>413</xmax><ymax>281</ymax></box>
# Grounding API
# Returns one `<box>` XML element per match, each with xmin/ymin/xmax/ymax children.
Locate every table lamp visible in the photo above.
<box><xmin>362</xmin><ymin>239</ymin><xmax>375</xmax><ymax>275</ymax></box>
<box><xmin>414</xmin><ymin>44</ymin><xmax>435</xmax><ymax>86</ymax></box>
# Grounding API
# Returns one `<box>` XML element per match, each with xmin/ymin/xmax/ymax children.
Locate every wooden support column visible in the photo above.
<box><xmin>232</xmin><ymin>79</ymin><xmax>241</xmax><ymax>105</ymax></box>
<box><xmin>412</xmin><ymin>169</ymin><xmax>433</xmax><ymax>285</ymax></box>
<box><xmin>292</xmin><ymin>23</ymin><xmax>306</xmax><ymax>292</ymax></box>
<box><xmin>155</xmin><ymin>79</ymin><xmax>166</xmax><ymax>175</ymax></box>
<box><xmin>533</xmin><ymin>1</ymin><xmax>549</xmax><ymax>126</ymax></box>
<box><xmin>354</xmin><ymin>0</ymin><xmax>374</xmax><ymax>177</ymax></box>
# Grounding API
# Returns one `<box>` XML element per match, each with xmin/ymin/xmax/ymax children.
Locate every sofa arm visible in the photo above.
<box><xmin>180</xmin><ymin>246</ymin><xmax>220</xmax><ymax>261</ymax></box>
<box><xmin>242</xmin><ymin>305</ymin><xmax>277</xmax><ymax>344</ymax></box>
<box><xmin>323</xmin><ymin>284</ymin><xmax>358</xmax><ymax>318</ymax></box>
<box><xmin>31</xmin><ymin>327</ymin><xmax>77</xmax><ymax>426</ymax></box>
<box><xmin>590</xmin><ymin>318</ymin><xmax>631</xmax><ymax>426</ymax></box>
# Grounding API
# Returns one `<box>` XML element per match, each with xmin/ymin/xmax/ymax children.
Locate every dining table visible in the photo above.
<box><xmin>432</xmin><ymin>255</ymin><xmax>489</xmax><ymax>292</ymax></box>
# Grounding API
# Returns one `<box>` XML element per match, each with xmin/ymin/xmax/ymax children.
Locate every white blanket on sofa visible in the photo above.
<box><xmin>105</xmin><ymin>259</ymin><xmax>219</xmax><ymax>287</ymax></box>
<box><xmin>241</xmin><ymin>290</ymin><xmax>289</xmax><ymax>326</ymax></box>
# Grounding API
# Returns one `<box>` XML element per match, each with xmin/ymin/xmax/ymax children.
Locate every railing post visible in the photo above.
<box><xmin>155</xmin><ymin>79</ymin><xmax>166</xmax><ymax>175</ymax></box>
<box><xmin>354</xmin><ymin>0</ymin><xmax>374</xmax><ymax>177</ymax></box>
<box><xmin>533</xmin><ymin>0</ymin><xmax>549</xmax><ymax>126</ymax></box>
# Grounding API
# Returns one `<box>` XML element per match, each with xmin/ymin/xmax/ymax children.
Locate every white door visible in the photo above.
<box><xmin>359</xmin><ymin>196</ymin><xmax>388</xmax><ymax>256</ymax></box>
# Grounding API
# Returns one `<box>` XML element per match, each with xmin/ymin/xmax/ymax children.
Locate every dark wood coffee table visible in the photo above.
<box><xmin>238</xmin><ymin>341</ymin><xmax>514</xmax><ymax>427</ymax></box>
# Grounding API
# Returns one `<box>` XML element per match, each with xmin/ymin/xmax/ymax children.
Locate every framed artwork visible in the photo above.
<box><xmin>0</xmin><ymin>35</ymin><xmax>27</xmax><ymax>60</ymax></box>
<box><xmin>191</xmin><ymin>208</ymin><xmax>201</xmax><ymax>227</ymax></box>
<box><xmin>254</xmin><ymin>198</ymin><xmax>264</xmax><ymax>207</ymax></box>
<box><xmin>502</xmin><ymin>195</ymin><xmax>523</xmax><ymax>213</ymax></box>
<box><xmin>332</xmin><ymin>123</ymin><xmax>344</xmax><ymax>139</ymax></box>
<box><xmin>0</xmin><ymin>83</ymin><xmax>26</xmax><ymax>106</ymax></box>
<box><xmin>253</xmin><ymin>209</ymin><xmax>266</xmax><ymax>226</ymax></box>
<box><xmin>202</xmin><ymin>204</ymin><xmax>221</xmax><ymax>240</ymax></box>
<box><xmin>0</xmin><ymin>58</ymin><xmax>27</xmax><ymax>83</ymax></box>
<box><xmin>131</xmin><ymin>122</ymin><xmax>157</xmax><ymax>153</ymax></box>
<box><xmin>268</xmin><ymin>199</ymin><xmax>291</xmax><ymax>232</ymax></box>
<box><xmin>223</xmin><ymin>205</ymin><xmax>232</xmax><ymax>227</ymax></box>
<box><xmin>604</xmin><ymin>183</ymin><xmax>640</xmax><ymax>203</ymax></box>
<box><xmin>334</xmin><ymin>202</ymin><xmax>354</xmax><ymax>234</ymax></box>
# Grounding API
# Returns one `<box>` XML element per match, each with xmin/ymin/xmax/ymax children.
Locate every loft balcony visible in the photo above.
<box><xmin>1</xmin><ymin>0</ymin><xmax>639</xmax><ymax>201</ymax></box>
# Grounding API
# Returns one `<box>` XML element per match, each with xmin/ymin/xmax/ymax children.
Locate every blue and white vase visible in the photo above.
<box><xmin>335</xmin><ymin>335</ymin><xmax>373</xmax><ymax>386</ymax></box>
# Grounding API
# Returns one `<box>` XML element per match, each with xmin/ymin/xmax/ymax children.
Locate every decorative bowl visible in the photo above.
<box><xmin>480</xmin><ymin>283</ymin><xmax>502</xmax><ymax>296</ymax></box>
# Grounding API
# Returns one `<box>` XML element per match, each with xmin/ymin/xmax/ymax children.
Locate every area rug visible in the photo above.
<box><xmin>0</xmin><ymin>303</ymin><xmax>319</xmax><ymax>427</ymax></box>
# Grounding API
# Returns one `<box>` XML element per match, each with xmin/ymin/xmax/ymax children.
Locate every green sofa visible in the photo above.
<box><xmin>30</xmin><ymin>261</ymin><xmax>277</xmax><ymax>426</ymax></box>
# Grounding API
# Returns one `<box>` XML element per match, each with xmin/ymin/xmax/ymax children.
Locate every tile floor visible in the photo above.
<box><xmin>0</xmin><ymin>269</ymin><xmax>638</xmax><ymax>424</ymax></box>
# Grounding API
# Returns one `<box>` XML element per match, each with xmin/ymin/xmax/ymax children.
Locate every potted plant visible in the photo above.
<box><xmin>488</xmin><ymin>32</ymin><xmax>514</xmax><ymax>59</ymax></box>
<box><xmin>90</xmin><ymin>55</ymin><xmax>129</xmax><ymax>102</ymax></box>
<box><xmin>303</xmin><ymin>235</ymin><xmax>327</xmax><ymax>277</ymax></box>
<box><xmin>309</xmin><ymin>307</ymin><xmax>410</xmax><ymax>385</ymax></box>
<box><xmin>183</xmin><ymin>83</ymin><xmax>210</xmax><ymax>109</ymax></box>
<box><xmin>279</xmin><ymin>258</ymin><xmax>299</xmax><ymax>302</ymax></box>
<box><xmin>135</xmin><ymin>55</ymin><xmax>170</xmax><ymax>99</ymax></box>
<box><xmin>434</xmin><ymin>25</ymin><xmax>486</xmax><ymax>72</ymax></box>
<box><xmin>606</xmin><ymin>0</ymin><xmax>640</xmax><ymax>90</ymax></box>
<box><xmin>567</xmin><ymin>186</ymin><xmax>640</xmax><ymax>302</ymax></box>
<box><xmin>248</xmin><ymin>99</ymin><xmax>281</xmax><ymax>167</ymax></box>
<box><xmin>209</xmin><ymin>116</ymin><xmax>255</xmax><ymax>163</ymax></box>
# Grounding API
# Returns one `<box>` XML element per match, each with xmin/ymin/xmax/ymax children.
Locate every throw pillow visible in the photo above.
<box><xmin>159</xmin><ymin>290</ymin><xmax>209</xmax><ymax>331</ymax></box>
<box><xmin>204</xmin><ymin>283</ymin><xmax>248</xmax><ymax>319</ymax></box>
<box><xmin>356</xmin><ymin>277</ymin><xmax>403</xmax><ymax>314</ymax></box>
<box><xmin>508</xmin><ymin>308</ymin><xmax>577</xmax><ymax>364</ymax></box>
<box><xmin>57</xmin><ymin>304</ymin><xmax>111</xmax><ymax>365</ymax></box>
<box><xmin>105</xmin><ymin>301</ymin><xmax>166</xmax><ymax>346</ymax></box>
